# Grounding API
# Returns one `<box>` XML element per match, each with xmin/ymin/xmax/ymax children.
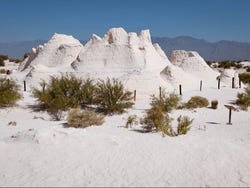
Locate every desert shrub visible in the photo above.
<box><xmin>125</xmin><ymin>115</ymin><xmax>138</xmax><ymax>128</ymax></box>
<box><xmin>239</xmin><ymin>73</ymin><xmax>250</xmax><ymax>85</ymax></box>
<box><xmin>95</xmin><ymin>78</ymin><xmax>134</xmax><ymax>114</ymax></box>
<box><xmin>0</xmin><ymin>77</ymin><xmax>21</xmax><ymax>107</ymax></box>
<box><xmin>0</xmin><ymin>55</ymin><xmax>8</xmax><ymax>66</ymax></box>
<box><xmin>236</xmin><ymin>87</ymin><xmax>250</xmax><ymax>111</ymax></box>
<box><xmin>185</xmin><ymin>96</ymin><xmax>209</xmax><ymax>109</ymax></box>
<box><xmin>9</xmin><ymin>58</ymin><xmax>22</xmax><ymax>64</ymax></box>
<box><xmin>23</xmin><ymin>53</ymin><xmax>30</xmax><ymax>59</ymax></box>
<box><xmin>80</xmin><ymin>78</ymin><xmax>96</xmax><ymax>106</ymax></box>
<box><xmin>0</xmin><ymin>69</ymin><xmax>6</xmax><ymax>74</ymax></box>
<box><xmin>246</xmin><ymin>67</ymin><xmax>250</xmax><ymax>72</ymax></box>
<box><xmin>67</xmin><ymin>108</ymin><xmax>104</xmax><ymax>128</ymax></box>
<box><xmin>177</xmin><ymin>115</ymin><xmax>193</xmax><ymax>135</ymax></box>
<box><xmin>211</xmin><ymin>100</ymin><xmax>218</xmax><ymax>109</ymax></box>
<box><xmin>33</xmin><ymin>74</ymin><xmax>86</xmax><ymax>120</ymax></box>
<box><xmin>218</xmin><ymin>61</ymin><xmax>233</xmax><ymax>69</ymax></box>
<box><xmin>140</xmin><ymin>103</ymin><xmax>175</xmax><ymax>136</ymax></box>
<box><xmin>151</xmin><ymin>91</ymin><xmax>181</xmax><ymax>113</ymax></box>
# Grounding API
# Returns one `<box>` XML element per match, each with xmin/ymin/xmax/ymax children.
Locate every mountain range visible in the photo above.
<box><xmin>1</xmin><ymin>36</ymin><xmax>250</xmax><ymax>61</ymax></box>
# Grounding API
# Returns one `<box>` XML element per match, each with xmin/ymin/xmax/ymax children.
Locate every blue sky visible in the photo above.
<box><xmin>0</xmin><ymin>0</ymin><xmax>250</xmax><ymax>42</ymax></box>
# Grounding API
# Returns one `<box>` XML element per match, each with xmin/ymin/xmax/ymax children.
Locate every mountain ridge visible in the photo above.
<box><xmin>1</xmin><ymin>36</ymin><xmax>250</xmax><ymax>61</ymax></box>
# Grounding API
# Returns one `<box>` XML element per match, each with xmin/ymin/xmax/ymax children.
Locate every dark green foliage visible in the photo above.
<box><xmin>151</xmin><ymin>91</ymin><xmax>181</xmax><ymax>113</ymax></box>
<box><xmin>217</xmin><ymin>60</ymin><xmax>242</xmax><ymax>69</ymax></box>
<box><xmin>95</xmin><ymin>78</ymin><xmax>134</xmax><ymax>114</ymax></box>
<box><xmin>32</xmin><ymin>74</ymin><xmax>86</xmax><ymax>120</ymax></box>
<box><xmin>177</xmin><ymin>115</ymin><xmax>193</xmax><ymax>135</ymax></box>
<box><xmin>185</xmin><ymin>96</ymin><xmax>209</xmax><ymax>109</ymax></box>
<box><xmin>80</xmin><ymin>78</ymin><xmax>96</xmax><ymax>106</ymax></box>
<box><xmin>23</xmin><ymin>53</ymin><xmax>30</xmax><ymax>59</ymax></box>
<box><xmin>236</xmin><ymin>87</ymin><xmax>250</xmax><ymax>111</ymax></box>
<box><xmin>0</xmin><ymin>69</ymin><xmax>6</xmax><ymax>74</ymax></box>
<box><xmin>0</xmin><ymin>55</ymin><xmax>8</xmax><ymax>66</ymax></box>
<box><xmin>239</xmin><ymin>73</ymin><xmax>250</xmax><ymax>85</ymax></box>
<box><xmin>211</xmin><ymin>100</ymin><xmax>218</xmax><ymax>109</ymax></box>
<box><xmin>67</xmin><ymin>108</ymin><xmax>104</xmax><ymax>128</ymax></box>
<box><xmin>0</xmin><ymin>77</ymin><xmax>21</xmax><ymax>107</ymax></box>
<box><xmin>246</xmin><ymin>67</ymin><xmax>250</xmax><ymax>72</ymax></box>
<box><xmin>9</xmin><ymin>58</ymin><xmax>22</xmax><ymax>64</ymax></box>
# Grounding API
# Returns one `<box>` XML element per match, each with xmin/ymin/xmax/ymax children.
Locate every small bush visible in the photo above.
<box><xmin>185</xmin><ymin>96</ymin><xmax>209</xmax><ymax>109</ymax></box>
<box><xmin>151</xmin><ymin>91</ymin><xmax>181</xmax><ymax>113</ymax></box>
<box><xmin>95</xmin><ymin>78</ymin><xmax>134</xmax><ymax>114</ymax></box>
<box><xmin>177</xmin><ymin>115</ymin><xmax>193</xmax><ymax>135</ymax></box>
<box><xmin>236</xmin><ymin>87</ymin><xmax>250</xmax><ymax>111</ymax></box>
<box><xmin>211</xmin><ymin>100</ymin><xmax>218</xmax><ymax>109</ymax></box>
<box><xmin>0</xmin><ymin>78</ymin><xmax>21</xmax><ymax>107</ymax></box>
<box><xmin>125</xmin><ymin>115</ymin><xmax>138</xmax><ymax>128</ymax></box>
<box><xmin>67</xmin><ymin>108</ymin><xmax>104</xmax><ymax>128</ymax></box>
<box><xmin>0</xmin><ymin>69</ymin><xmax>6</xmax><ymax>74</ymax></box>
<box><xmin>141</xmin><ymin>103</ymin><xmax>175</xmax><ymax>136</ymax></box>
<box><xmin>246</xmin><ymin>67</ymin><xmax>250</xmax><ymax>72</ymax></box>
<box><xmin>0</xmin><ymin>55</ymin><xmax>8</xmax><ymax>66</ymax></box>
<box><xmin>80</xmin><ymin>78</ymin><xmax>96</xmax><ymax>106</ymax></box>
<box><xmin>32</xmin><ymin>74</ymin><xmax>86</xmax><ymax>120</ymax></box>
<box><xmin>239</xmin><ymin>73</ymin><xmax>250</xmax><ymax>85</ymax></box>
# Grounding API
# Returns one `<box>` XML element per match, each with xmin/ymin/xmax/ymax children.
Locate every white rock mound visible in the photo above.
<box><xmin>20</xmin><ymin>33</ymin><xmax>83</xmax><ymax>71</ymax></box>
<box><xmin>72</xmin><ymin>27</ymin><xmax>173</xmax><ymax>94</ymax></box>
<box><xmin>170</xmin><ymin>50</ymin><xmax>219</xmax><ymax>81</ymax></box>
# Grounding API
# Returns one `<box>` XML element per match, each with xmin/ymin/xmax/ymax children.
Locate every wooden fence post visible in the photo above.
<box><xmin>179</xmin><ymin>84</ymin><xmax>182</xmax><ymax>96</ymax></box>
<box><xmin>218</xmin><ymin>78</ymin><xmax>220</xmax><ymax>89</ymax></box>
<box><xmin>232</xmin><ymin>77</ymin><xmax>235</xmax><ymax>89</ymax></box>
<box><xmin>159</xmin><ymin>87</ymin><xmax>162</xmax><ymax>99</ymax></box>
<box><xmin>133</xmin><ymin>90</ymin><xmax>136</xmax><ymax>101</ymax></box>
<box><xmin>23</xmin><ymin>81</ymin><xmax>26</xmax><ymax>92</ymax></box>
<box><xmin>200</xmin><ymin>80</ymin><xmax>202</xmax><ymax>91</ymax></box>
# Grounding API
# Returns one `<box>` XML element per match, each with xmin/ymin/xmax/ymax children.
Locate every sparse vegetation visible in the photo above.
<box><xmin>211</xmin><ymin>100</ymin><xmax>218</xmax><ymax>109</ymax></box>
<box><xmin>185</xmin><ymin>96</ymin><xmax>209</xmax><ymax>109</ymax></box>
<box><xmin>95</xmin><ymin>78</ymin><xmax>134</xmax><ymax>114</ymax></box>
<box><xmin>177</xmin><ymin>115</ymin><xmax>193</xmax><ymax>135</ymax></box>
<box><xmin>125</xmin><ymin>115</ymin><xmax>138</xmax><ymax>128</ymax></box>
<box><xmin>239</xmin><ymin>73</ymin><xmax>250</xmax><ymax>85</ymax></box>
<box><xmin>0</xmin><ymin>77</ymin><xmax>21</xmax><ymax>107</ymax></box>
<box><xmin>236</xmin><ymin>87</ymin><xmax>250</xmax><ymax>111</ymax></box>
<box><xmin>150</xmin><ymin>91</ymin><xmax>181</xmax><ymax>113</ymax></box>
<box><xmin>67</xmin><ymin>108</ymin><xmax>104</xmax><ymax>128</ymax></box>
<box><xmin>0</xmin><ymin>69</ymin><xmax>6</xmax><ymax>74</ymax></box>
<box><xmin>32</xmin><ymin>74</ymin><xmax>86</xmax><ymax>120</ymax></box>
<box><xmin>0</xmin><ymin>55</ymin><xmax>8</xmax><ymax>66</ymax></box>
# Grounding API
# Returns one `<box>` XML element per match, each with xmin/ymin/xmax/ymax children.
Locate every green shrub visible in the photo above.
<box><xmin>0</xmin><ymin>55</ymin><xmax>8</xmax><ymax>66</ymax></box>
<box><xmin>239</xmin><ymin>73</ymin><xmax>250</xmax><ymax>85</ymax></box>
<box><xmin>211</xmin><ymin>100</ymin><xmax>218</xmax><ymax>109</ymax></box>
<box><xmin>33</xmin><ymin>74</ymin><xmax>86</xmax><ymax>120</ymax></box>
<box><xmin>80</xmin><ymin>78</ymin><xmax>96</xmax><ymax>106</ymax></box>
<box><xmin>236</xmin><ymin>87</ymin><xmax>250</xmax><ymax>111</ymax></box>
<box><xmin>185</xmin><ymin>96</ymin><xmax>209</xmax><ymax>109</ymax></box>
<box><xmin>177</xmin><ymin>115</ymin><xmax>193</xmax><ymax>135</ymax></box>
<box><xmin>246</xmin><ymin>67</ymin><xmax>250</xmax><ymax>72</ymax></box>
<box><xmin>125</xmin><ymin>115</ymin><xmax>138</xmax><ymax>128</ymax></box>
<box><xmin>151</xmin><ymin>91</ymin><xmax>181</xmax><ymax>113</ymax></box>
<box><xmin>140</xmin><ymin>103</ymin><xmax>175</xmax><ymax>136</ymax></box>
<box><xmin>95</xmin><ymin>78</ymin><xmax>134</xmax><ymax>114</ymax></box>
<box><xmin>0</xmin><ymin>69</ymin><xmax>6</xmax><ymax>74</ymax></box>
<box><xmin>67</xmin><ymin>108</ymin><xmax>104</xmax><ymax>128</ymax></box>
<box><xmin>0</xmin><ymin>78</ymin><xmax>21</xmax><ymax>107</ymax></box>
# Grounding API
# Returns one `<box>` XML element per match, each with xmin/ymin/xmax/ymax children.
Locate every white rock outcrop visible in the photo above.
<box><xmin>170</xmin><ymin>50</ymin><xmax>219</xmax><ymax>81</ymax></box>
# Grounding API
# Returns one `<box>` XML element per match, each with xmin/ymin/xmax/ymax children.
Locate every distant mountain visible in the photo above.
<box><xmin>1</xmin><ymin>36</ymin><xmax>250</xmax><ymax>61</ymax></box>
<box><xmin>0</xmin><ymin>40</ymin><xmax>47</xmax><ymax>59</ymax></box>
<box><xmin>152</xmin><ymin>36</ymin><xmax>250</xmax><ymax>61</ymax></box>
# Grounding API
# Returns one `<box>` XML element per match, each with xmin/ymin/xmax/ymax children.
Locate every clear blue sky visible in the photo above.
<box><xmin>0</xmin><ymin>0</ymin><xmax>250</xmax><ymax>43</ymax></box>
